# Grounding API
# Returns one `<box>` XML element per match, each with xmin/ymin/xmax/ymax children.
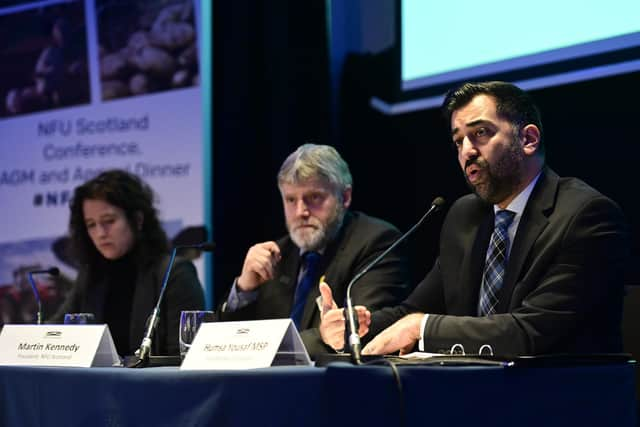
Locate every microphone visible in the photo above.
<box><xmin>27</xmin><ymin>267</ymin><xmax>60</xmax><ymax>325</ymax></box>
<box><xmin>190</xmin><ymin>242</ymin><xmax>216</xmax><ymax>252</ymax></box>
<box><xmin>345</xmin><ymin>197</ymin><xmax>445</xmax><ymax>364</ymax></box>
<box><xmin>127</xmin><ymin>241</ymin><xmax>215</xmax><ymax>368</ymax></box>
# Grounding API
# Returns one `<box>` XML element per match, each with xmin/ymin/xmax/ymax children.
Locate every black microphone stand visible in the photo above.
<box><xmin>126</xmin><ymin>247</ymin><xmax>180</xmax><ymax>368</ymax></box>
<box><xmin>126</xmin><ymin>242</ymin><xmax>215</xmax><ymax>368</ymax></box>
<box><xmin>27</xmin><ymin>267</ymin><xmax>60</xmax><ymax>325</ymax></box>
<box><xmin>345</xmin><ymin>198</ymin><xmax>444</xmax><ymax>364</ymax></box>
<box><xmin>27</xmin><ymin>272</ymin><xmax>44</xmax><ymax>325</ymax></box>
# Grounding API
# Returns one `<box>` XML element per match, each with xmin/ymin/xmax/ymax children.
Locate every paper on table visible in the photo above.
<box><xmin>398</xmin><ymin>352</ymin><xmax>445</xmax><ymax>359</ymax></box>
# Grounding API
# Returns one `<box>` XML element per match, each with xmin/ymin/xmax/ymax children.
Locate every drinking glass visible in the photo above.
<box><xmin>63</xmin><ymin>313</ymin><xmax>95</xmax><ymax>324</ymax></box>
<box><xmin>179</xmin><ymin>310</ymin><xmax>215</xmax><ymax>359</ymax></box>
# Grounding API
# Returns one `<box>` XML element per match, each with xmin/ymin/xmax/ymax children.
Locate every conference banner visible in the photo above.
<box><xmin>0</xmin><ymin>0</ymin><xmax>208</xmax><ymax>325</ymax></box>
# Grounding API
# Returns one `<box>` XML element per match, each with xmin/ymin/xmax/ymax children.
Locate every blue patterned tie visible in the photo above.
<box><xmin>291</xmin><ymin>251</ymin><xmax>321</xmax><ymax>329</ymax></box>
<box><xmin>478</xmin><ymin>210</ymin><xmax>516</xmax><ymax>316</ymax></box>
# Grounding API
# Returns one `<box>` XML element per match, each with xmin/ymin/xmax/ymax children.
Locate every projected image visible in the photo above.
<box><xmin>401</xmin><ymin>1</ymin><xmax>640</xmax><ymax>94</ymax></box>
<box><xmin>96</xmin><ymin>0</ymin><xmax>199</xmax><ymax>100</ymax></box>
<box><xmin>0</xmin><ymin>1</ymin><xmax>36</xmax><ymax>8</ymax></box>
<box><xmin>0</xmin><ymin>1</ymin><xmax>90</xmax><ymax>118</ymax></box>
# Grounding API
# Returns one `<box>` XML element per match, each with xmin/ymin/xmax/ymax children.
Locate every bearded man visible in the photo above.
<box><xmin>357</xmin><ymin>81</ymin><xmax>630</xmax><ymax>357</ymax></box>
<box><xmin>219</xmin><ymin>143</ymin><xmax>409</xmax><ymax>357</ymax></box>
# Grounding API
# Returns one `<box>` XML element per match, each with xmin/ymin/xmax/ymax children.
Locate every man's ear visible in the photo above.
<box><xmin>342</xmin><ymin>187</ymin><xmax>353</xmax><ymax>209</ymax></box>
<box><xmin>521</xmin><ymin>124</ymin><xmax>541</xmax><ymax>156</ymax></box>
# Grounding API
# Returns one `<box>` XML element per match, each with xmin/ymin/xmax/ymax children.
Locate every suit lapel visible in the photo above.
<box><xmin>276</xmin><ymin>243</ymin><xmax>300</xmax><ymax>314</ymax></box>
<box><xmin>497</xmin><ymin>168</ymin><xmax>557</xmax><ymax>312</ymax></box>
<box><xmin>460</xmin><ymin>209</ymin><xmax>494</xmax><ymax>314</ymax></box>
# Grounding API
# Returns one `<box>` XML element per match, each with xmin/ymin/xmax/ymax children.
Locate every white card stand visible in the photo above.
<box><xmin>271</xmin><ymin>319</ymin><xmax>312</xmax><ymax>366</ymax></box>
<box><xmin>181</xmin><ymin>318</ymin><xmax>312</xmax><ymax>370</ymax></box>
<box><xmin>0</xmin><ymin>324</ymin><xmax>121</xmax><ymax>368</ymax></box>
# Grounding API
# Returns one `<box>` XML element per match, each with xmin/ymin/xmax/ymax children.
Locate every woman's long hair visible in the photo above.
<box><xmin>68</xmin><ymin>169</ymin><xmax>169</xmax><ymax>270</ymax></box>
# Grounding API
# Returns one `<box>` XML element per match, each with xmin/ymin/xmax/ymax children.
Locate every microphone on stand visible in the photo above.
<box><xmin>345</xmin><ymin>197</ymin><xmax>445</xmax><ymax>365</ymax></box>
<box><xmin>27</xmin><ymin>267</ymin><xmax>60</xmax><ymax>325</ymax></box>
<box><xmin>126</xmin><ymin>242</ymin><xmax>215</xmax><ymax>368</ymax></box>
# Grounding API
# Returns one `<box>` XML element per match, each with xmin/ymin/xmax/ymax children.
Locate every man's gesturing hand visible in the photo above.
<box><xmin>237</xmin><ymin>241</ymin><xmax>281</xmax><ymax>292</ymax></box>
<box><xmin>318</xmin><ymin>281</ymin><xmax>370</xmax><ymax>351</ymax></box>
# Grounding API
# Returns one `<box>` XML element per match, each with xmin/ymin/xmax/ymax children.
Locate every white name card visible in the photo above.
<box><xmin>0</xmin><ymin>324</ymin><xmax>121</xmax><ymax>367</ymax></box>
<box><xmin>180</xmin><ymin>318</ymin><xmax>311</xmax><ymax>370</ymax></box>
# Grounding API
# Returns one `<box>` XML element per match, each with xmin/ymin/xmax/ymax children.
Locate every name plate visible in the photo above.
<box><xmin>0</xmin><ymin>324</ymin><xmax>121</xmax><ymax>367</ymax></box>
<box><xmin>181</xmin><ymin>318</ymin><xmax>311</xmax><ymax>370</ymax></box>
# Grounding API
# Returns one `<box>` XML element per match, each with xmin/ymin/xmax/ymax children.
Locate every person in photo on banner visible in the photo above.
<box><xmin>49</xmin><ymin>170</ymin><xmax>205</xmax><ymax>357</ymax></box>
<box><xmin>218</xmin><ymin>144</ymin><xmax>409</xmax><ymax>357</ymax></box>
<box><xmin>356</xmin><ymin>81</ymin><xmax>629</xmax><ymax>356</ymax></box>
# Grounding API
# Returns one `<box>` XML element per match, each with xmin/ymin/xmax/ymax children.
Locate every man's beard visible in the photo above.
<box><xmin>288</xmin><ymin>204</ymin><xmax>346</xmax><ymax>252</ymax></box>
<box><xmin>466</xmin><ymin>134</ymin><xmax>525</xmax><ymax>205</ymax></box>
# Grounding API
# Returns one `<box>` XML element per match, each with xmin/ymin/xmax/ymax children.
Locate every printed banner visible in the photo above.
<box><xmin>0</xmin><ymin>0</ymin><xmax>207</xmax><ymax>324</ymax></box>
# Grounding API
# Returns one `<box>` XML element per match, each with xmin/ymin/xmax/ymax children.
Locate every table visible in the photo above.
<box><xmin>326</xmin><ymin>362</ymin><xmax>638</xmax><ymax>427</ymax></box>
<box><xmin>0</xmin><ymin>362</ymin><xmax>636</xmax><ymax>427</ymax></box>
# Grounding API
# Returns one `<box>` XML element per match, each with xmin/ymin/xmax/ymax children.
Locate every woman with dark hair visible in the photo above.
<box><xmin>50</xmin><ymin>169</ymin><xmax>204</xmax><ymax>357</ymax></box>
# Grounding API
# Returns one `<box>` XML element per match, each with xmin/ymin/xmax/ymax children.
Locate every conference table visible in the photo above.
<box><xmin>0</xmin><ymin>359</ymin><xmax>637</xmax><ymax>427</ymax></box>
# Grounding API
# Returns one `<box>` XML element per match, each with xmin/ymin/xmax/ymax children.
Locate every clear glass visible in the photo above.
<box><xmin>63</xmin><ymin>313</ymin><xmax>95</xmax><ymax>324</ymax></box>
<box><xmin>179</xmin><ymin>310</ymin><xmax>215</xmax><ymax>359</ymax></box>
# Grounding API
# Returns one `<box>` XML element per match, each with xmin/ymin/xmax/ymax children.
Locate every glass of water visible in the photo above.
<box><xmin>63</xmin><ymin>313</ymin><xmax>95</xmax><ymax>324</ymax></box>
<box><xmin>179</xmin><ymin>310</ymin><xmax>215</xmax><ymax>360</ymax></box>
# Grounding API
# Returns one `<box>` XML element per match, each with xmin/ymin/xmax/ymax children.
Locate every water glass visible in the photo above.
<box><xmin>179</xmin><ymin>310</ymin><xmax>215</xmax><ymax>359</ymax></box>
<box><xmin>63</xmin><ymin>313</ymin><xmax>95</xmax><ymax>324</ymax></box>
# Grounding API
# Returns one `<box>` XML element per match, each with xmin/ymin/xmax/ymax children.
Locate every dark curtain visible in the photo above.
<box><xmin>212</xmin><ymin>1</ymin><xmax>330</xmax><ymax>304</ymax></box>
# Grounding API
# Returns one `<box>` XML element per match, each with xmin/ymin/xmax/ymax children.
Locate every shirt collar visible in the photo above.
<box><xmin>494</xmin><ymin>171</ymin><xmax>542</xmax><ymax>216</ymax></box>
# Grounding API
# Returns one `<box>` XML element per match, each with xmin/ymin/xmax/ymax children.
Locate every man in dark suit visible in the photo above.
<box><xmin>219</xmin><ymin>144</ymin><xmax>408</xmax><ymax>357</ymax></box>
<box><xmin>360</xmin><ymin>81</ymin><xmax>629</xmax><ymax>356</ymax></box>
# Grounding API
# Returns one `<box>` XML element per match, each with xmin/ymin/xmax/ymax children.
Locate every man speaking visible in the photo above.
<box><xmin>360</xmin><ymin>81</ymin><xmax>630</xmax><ymax>356</ymax></box>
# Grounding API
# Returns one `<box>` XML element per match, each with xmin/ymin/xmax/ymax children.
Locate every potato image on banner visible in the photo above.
<box><xmin>96</xmin><ymin>0</ymin><xmax>200</xmax><ymax>101</ymax></box>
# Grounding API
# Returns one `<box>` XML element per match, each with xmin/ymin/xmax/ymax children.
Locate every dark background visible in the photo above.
<box><xmin>212</xmin><ymin>1</ymin><xmax>639</xmax><ymax>307</ymax></box>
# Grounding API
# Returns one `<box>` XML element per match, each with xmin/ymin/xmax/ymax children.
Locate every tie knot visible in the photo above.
<box><xmin>494</xmin><ymin>210</ymin><xmax>515</xmax><ymax>230</ymax></box>
<box><xmin>303</xmin><ymin>251</ymin><xmax>321</xmax><ymax>268</ymax></box>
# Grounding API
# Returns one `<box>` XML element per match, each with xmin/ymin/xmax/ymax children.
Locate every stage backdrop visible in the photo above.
<box><xmin>0</xmin><ymin>0</ymin><xmax>209</xmax><ymax>325</ymax></box>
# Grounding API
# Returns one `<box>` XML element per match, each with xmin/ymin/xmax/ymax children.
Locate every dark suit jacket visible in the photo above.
<box><xmin>219</xmin><ymin>211</ymin><xmax>409</xmax><ymax>357</ymax></box>
<box><xmin>51</xmin><ymin>256</ymin><xmax>205</xmax><ymax>356</ymax></box>
<box><xmin>370</xmin><ymin>168</ymin><xmax>629</xmax><ymax>355</ymax></box>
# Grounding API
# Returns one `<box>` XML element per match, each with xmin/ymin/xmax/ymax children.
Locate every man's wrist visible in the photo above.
<box><xmin>236</xmin><ymin>276</ymin><xmax>249</xmax><ymax>292</ymax></box>
<box><xmin>418</xmin><ymin>313</ymin><xmax>429</xmax><ymax>352</ymax></box>
<box><xmin>226</xmin><ymin>277</ymin><xmax>259</xmax><ymax>312</ymax></box>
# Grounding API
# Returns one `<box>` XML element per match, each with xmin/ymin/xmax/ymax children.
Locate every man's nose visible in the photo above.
<box><xmin>295</xmin><ymin>200</ymin><xmax>310</xmax><ymax>216</ymax></box>
<box><xmin>460</xmin><ymin>138</ymin><xmax>478</xmax><ymax>161</ymax></box>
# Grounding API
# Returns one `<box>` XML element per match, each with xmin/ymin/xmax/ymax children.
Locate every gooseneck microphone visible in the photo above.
<box><xmin>127</xmin><ymin>242</ymin><xmax>215</xmax><ymax>368</ymax></box>
<box><xmin>345</xmin><ymin>197</ymin><xmax>445</xmax><ymax>364</ymax></box>
<box><xmin>27</xmin><ymin>267</ymin><xmax>60</xmax><ymax>325</ymax></box>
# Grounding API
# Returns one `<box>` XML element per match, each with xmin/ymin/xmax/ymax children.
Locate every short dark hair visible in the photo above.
<box><xmin>68</xmin><ymin>169</ymin><xmax>168</xmax><ymax>267</ymax></box>
<box><xmin>442</xmin><ymin>81</ymin><xmax>545</xmax><ymax>156</ymax></box>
